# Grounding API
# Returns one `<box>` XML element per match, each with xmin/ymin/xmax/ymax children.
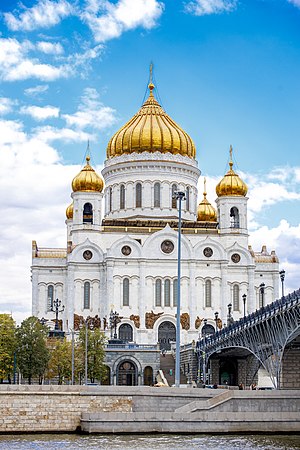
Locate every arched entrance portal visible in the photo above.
<box><xmin>144</xmin><ymin>366</ymin><xmax>153</xmax><ymax>386</ymax></box>
<box><xmin>158</xmin><ymin>321</ymin><xmax>176</xmax><ymax>351</ymax></box>
<box><xmin>219</xmin><ymin>359</ymin><xmax>237</xmax><ymax>386</ymax></box>
<box><xmin>117</xmin><ymin>360</ymin><xmax>138</xmax><ymax>386</ymax></box>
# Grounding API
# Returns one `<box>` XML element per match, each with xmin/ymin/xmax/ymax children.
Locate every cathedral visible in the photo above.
<box><xmin>31</xmin><ymin>78</ymin><xmax>279</xmax><ymax>356</ymax></box>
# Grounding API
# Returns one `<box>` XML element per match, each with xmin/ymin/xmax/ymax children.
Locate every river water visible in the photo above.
<box><xmin>0</xmin><ymin>434</ymin><xmax>299</xmax><ymax>450</ymax></box>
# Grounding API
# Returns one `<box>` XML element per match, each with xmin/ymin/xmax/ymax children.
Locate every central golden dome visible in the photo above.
<box><xmin>106</xmin><ymin>82</ymin><xmax>196</xmax><ymax>159</ymax></box>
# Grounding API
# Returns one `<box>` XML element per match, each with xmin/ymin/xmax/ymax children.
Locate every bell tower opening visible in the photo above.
<box><xmin>83</xmin><ymin>202</ymin><xmax>93</xmax><ymax>224</ymax></box>
<box><xmin>230</xmin><ymin>207</ymin><xmax>239</xmax><ymax>228</ymax></box>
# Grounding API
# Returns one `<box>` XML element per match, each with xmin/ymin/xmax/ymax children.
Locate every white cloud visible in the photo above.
<box><xmin>4</xmin><ymin>0</ymin><xmax>74</xmax><ymax>31</ymax></box>
<box><xmin>36</xmin><ymin>41</ymin><xmax>64</xmax><ymax>55</ymax></box>
<box><xmin>0</xmin><ymin>98</ymin><xmax>17</xmax><ymax>115</ymax></box>
<box><xmin>34</xmin><ymin>125</ymin><xmax>92</xmax><ymax>142</ymax></box>
<box><xmin>0</xmin><ymin>38</ymin><xmax>71</xmax><ymax>82</ymax></box>
<box><xmin>288</xmin><ymin>0</ymin><xmax>300</xmax><ymax>8</ymax></box>
<box><xmin>249</xmin><ymin>220</ymin><xmax>300</xmax><ymax>293</ymax></box>
<box><xmin>62</xmin><ymin>87</ymin><xmax>117</xmax><ymax>130</ymax></box>
<box><xmin>185</xmin><ymin>0</ymin><xmax>237</xmax><ymax>15</ymax></box>
<box><xmin>83</xmin><ymin>0</ymin><xmax>164</xmax><ymax>42</ymax></box>
<box><xmin>24</xmin><ymin>85</ymin><xmax>49</xmax><ymax>97</ymax></box>
<box><xmin>20</xmin><ymin>105</ymin><xmax>60</xmax><ymax>121</ymax></box>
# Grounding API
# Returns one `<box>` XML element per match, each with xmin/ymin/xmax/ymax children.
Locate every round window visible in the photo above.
<box><xmin>203</xmin><ymin>247</ymin><xmax>213</xmax><ymax>258</ymax></box>
<box><xmin>83</xmin><ymin>250</ymin><xmax>93</xmax><ymax>261</ymax></box>
<box><xmin>231</xmin><ymin>253</ymin><xmax>241</xmax><ymax>263</ymax></box>
<box><xmin>121</xmin><ymin>245</ymin><xmax>132</xmax><ymax>256</ymax></box>
<box><xmin>161</xmin><ymin>240</ymin><xmax>174</xmax><ymax>254</ymax></box>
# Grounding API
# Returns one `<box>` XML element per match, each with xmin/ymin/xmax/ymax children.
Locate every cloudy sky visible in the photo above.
<box><xmin>0</xmin><ymin>0</ymin><xmax>300</xmax><ymax>323</ymax></box>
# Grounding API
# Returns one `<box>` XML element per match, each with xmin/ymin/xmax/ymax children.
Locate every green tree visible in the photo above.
<box><xmin>16</xmin><ymin>316</ymin><xmax>50</xmax><ymax>384</ymax></box>
<box><xmin>0</xmin><ymin>314</ymin><xmax>16</xmax><ymax>383</ymax></box>
<box><xmin>46</xmin><ymin>338</ymin><xmax>72</xmax><ymax>384</ymax></box>
<box><xmin>78</xmin><ymin>327</ymin><xmax>107</xmax><ymax>383</ymax></box>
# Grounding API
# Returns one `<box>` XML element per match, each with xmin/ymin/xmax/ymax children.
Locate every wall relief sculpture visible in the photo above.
<box><xmin>195</xmin><ymin>316</ymin><xmax>202</xmax><ymax>329</ymax></box>
<box><xmin>129</xmin><ymin>314</ymin><xmax>140</xmax><ymax>328</ymax></box>
<box><xmin>180</xmin><ymin>312</ymin><xmax>190</xmax><ymax>330</ymax></box>
<box><xmin>145</xmin><ymin>310</ymin><xmax>163</xmax><ymax>329</ymax></box>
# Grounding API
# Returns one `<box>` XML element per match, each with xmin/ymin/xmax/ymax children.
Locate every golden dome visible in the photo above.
<box><xmin>106</xmin><ymin>82</ymin><xmax>196</xmax><ymax>159</ymax></box>
<box><xmin>197</xmin><ymin>178</ymin><xmax>217</xmax><ymax>222</ymax></box>
<box><xmin>216</xmin><ymin>147</ymin><xmax>248</xmax><ymax>197</ymax></box>
<box><xmin>72</xmin><ymin>156</ymin><xmax>104</xmax><ymax>193</ymax></box>
<box><xmin>66</xmin><ymin>202</ymin><xmax>73</xmax><ymax>219</ymax></box>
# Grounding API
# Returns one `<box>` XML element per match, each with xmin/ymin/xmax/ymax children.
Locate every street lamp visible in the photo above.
<box><xmin>279</xmin><ymin>270</ymin><xmax>285</xmax><ymax>298</ymax></box>
<box><xmin>214</xmin><ymin>311</ymin><xmax>219</xmax><ymax>332</ymax></box>
<box><xmin>259</xmin><ymin>283</ymin><xmax>265</xmax><ymax>308</ymax></box>
<box><xmin>49</xmin><ymin>298</ymin><xmax>65</xmax><ymax>338</ymax></box>
<box><xmin>242</xmin><ymin>294</ymin><xmax>247</xmax><ymax>317</ymax></box>
<box><xmin>109</xmin><ymin>310</ymin><xmax>119</xmax><ymax>340</ymax></box>
<box><xmin>174</xmin><ymin>190</ymin><xmax>186</xmax><ymax>388</ymax></box>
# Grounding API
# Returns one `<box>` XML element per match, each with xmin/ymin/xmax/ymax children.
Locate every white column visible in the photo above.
<box><xmin>31</xmin><ymin>270</ymin><xmax>39</xmax><ymax>316</ymax></box>
<box><xmin>248</xmin><ymin>268</ymin><xmax>255</xmax><ymax>313</ymax></box>
<box><xmin>188</xmin><ymin>262</ymin><xmax>197</xmax><ymax>330</ymax></box>
<box><xmin>220</xmin><ymin>263</ymin><xmax>228</xmax><ymax>321</ymax></box>
<box><xmin>139</xmin><ymin>261</ymin><xmax>146</xmax><ymax>329</ymax></box>
<box><xmin>67</xmin><ymin>265</ymin><xmax>75</xmax><ymax>330</ymax></box>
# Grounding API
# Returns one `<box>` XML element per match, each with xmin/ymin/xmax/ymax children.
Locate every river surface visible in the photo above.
<box><xmin>0</xmin><ymin>434</ymin><xmax>299</xmax><ymax>450</ymax></box>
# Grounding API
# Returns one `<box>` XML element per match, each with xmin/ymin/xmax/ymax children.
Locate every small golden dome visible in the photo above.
<box><xmin>66</xmin><ymin>202</ymin><xmax>73</xmax><ymax>219</ymax></box>
<box><xmin>106</xmin><ymin>81</ymin><xmax>196</xmax><ymax>159</ymax></box>
<box><xmin>216</xmin><ymin>147</ymin><xmax>248</xmax><ymax>197</ymax></box>
<box><xmin>197</xmin><ymin>178</ymin><xmax>217</xmax><ymax>222</ymax></box>
<box><xmin>72</xmin><ymin>156</ymin><xmax>104</xmax><ymax>193</ymax></box>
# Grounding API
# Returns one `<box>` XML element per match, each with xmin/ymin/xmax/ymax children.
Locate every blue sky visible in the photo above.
<box><xmin>0</xmin><ymin>0</ymin><xmax>300</xmax><ymax>322</ymax></box>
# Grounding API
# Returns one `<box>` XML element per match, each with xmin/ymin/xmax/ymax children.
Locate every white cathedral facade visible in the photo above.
<box><xmin>31</xmin><ymin>80</ymin><xmax>279</xmax><ymax>347</ymax></box>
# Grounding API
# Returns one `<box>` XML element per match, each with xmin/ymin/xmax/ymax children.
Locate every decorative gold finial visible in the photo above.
<box><xmin>86</xmin><ymin>155</ymin><xmax>90</xmax><ymax>164</ymax></box>
<box><xmin>229</xmin><ymin>145</ymin><xmax>233</xmax><ymax>169</ymax></box>
<box><xmin>148</xmin><ymin>62</ymin><xmax>155</xmax><ymax>94</ymax></box>
<box><xmin>203</xmin><ymin>177</ymin><xmax>207</xmax><ymax>197</ymax></box>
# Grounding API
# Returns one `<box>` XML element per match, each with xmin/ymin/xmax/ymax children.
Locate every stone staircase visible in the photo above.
<box><xmin>160</xmin><ymin>353</ymin><xmax>187</xmax><ymax>386</ymax></box>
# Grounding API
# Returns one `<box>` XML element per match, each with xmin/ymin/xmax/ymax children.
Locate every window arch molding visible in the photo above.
<box><xmin>233</xmin><ymin>284</ymin><xmax>240</xmax><ymax>311</ymax></box>
<box><xmin>123</xmin><ymin>278</ymin><xmax>130</xmax><ymax>306</ymax></box>
<box><xmin>120</xmin><ymin>184</ymin><xmax>125</xmax><ymax>210</ymax></box>
<box><xmin>154</xmin><ymin>182</ymin><xmax>161</xmax><ymax>208</ymax></box>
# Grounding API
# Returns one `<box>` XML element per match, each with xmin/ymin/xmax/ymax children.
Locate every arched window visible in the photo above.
<box><xmin>154</xmin><ymin>182</ymin><xmax>161</xmax><ymax>208</ymax></box>
<box><xmin>123</xmin><ymin>278</ymin><xmax>129</xmax><ymax>306</ymax></box>
<box><xmin>119</xmin><ymin>324</ymin><xmax>133</xmax><ymax>342</ymax></box>
<box><xmin>109</xmin><ymin>187</ymin><xmax>112</xmax><ymax>212</ymax></box>
<box><xmin>186</xmin><ymin>187</ymin><xmax>190</xmax><ymax>211</ymax></box>
<box><xmin>136</xmin><ymin>183</ymin><xmax>142</xmax><ymax>208</ymax></box>
<box><xmin>171</xmin><ymin>184</ymin><xmax>177</xmax><ymax>208</ymax></box>
<box><xmin>201</xmin><ymin>323</ymin><xmax>215</xmax><ymax>337</ymax></box>
<box><xmin>230</xmin><ymin>207</ymin><xmax>239</xmax><ymax>228</ymax></box>
<box><xmin>205</xmin><ymin>280</ymin><xmax>212</xmax><ymax>307</ymax></box>
<box><xmin>155</xmin><ymin>279</ymin><xmax>162</xmax><ymax>307</ymax></box>
<box><xmin>84</xmin><ymin>282</ymin><xmax>90</xmax><ymax>309</ymax></box>
<box><xmin>173</xmin><ymin>279</ymin><xmax>178</xmax><ymax>307</ymax></box>
<box><xmin>47</xmin><ymin>285</ymin><xmax>54</xmax><ymax>311</ymax></box>
<box><xmin>233</xmin><ymin>284</ymin><xmax>239</xmax><ymax>311</ymax></box>
<box><xmin>120</xmin><ymin>185</ymin><xmax>125</xmax><ymax>210</ymax></box>
<box><xmin>83</xmin><ymin>203</ymin><xmax>93</xmax><ymax>224</ymax></box>
<box><xmin>164</xmin><ymin>279</ymin><xmax>171</xmax><ymax>307</ymax></box>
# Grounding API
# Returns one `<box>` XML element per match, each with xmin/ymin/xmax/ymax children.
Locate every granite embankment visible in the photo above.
<box><xmin>0</xmin><ymin>385</ymin><xmax>299</xmax><ymax>433</ymax></box>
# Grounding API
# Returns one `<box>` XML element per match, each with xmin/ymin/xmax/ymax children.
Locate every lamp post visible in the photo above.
<box><xmin>242</xmin><ymin>294</ymin><xmax>247</xmax><ymax>317</ymax></box>
<box><xmin>71</xmin><ymin>329</ymin><xmax>75</xmax><ymax>385</ymax></box>
<box><xmin>109</xmin><ymin>310</ymin><xmax>119</xmax><ymax>340</ymax></box>
<box><xmin>51</xmin><ymin>298</ymin><xmax>65</xmax><ymax>331</ymax></box>
<box><xmin>259</xmin><ymin>283</ymin><xmax>265</xmax><ymax>308</ymax></box>
<box><xmin>174</xmin><ymin>190</ymin><xmax>186</xmax><ymax>388</ymax></box>
<box><xmin>214</xmin><ymin>311</ymin><xmax>219</xmax><ymax>332</ymax></box>
<box><xmin>279</xmin><ymin>270</ymin><xmax>285</xmax><ymax>298</ymax></box>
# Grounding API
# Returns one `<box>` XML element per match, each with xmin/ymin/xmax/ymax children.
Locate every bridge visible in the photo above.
<box><xmin>195</xmin><ymin>289</ymin><xmax>300</xmax><ymax>389</ymax></box>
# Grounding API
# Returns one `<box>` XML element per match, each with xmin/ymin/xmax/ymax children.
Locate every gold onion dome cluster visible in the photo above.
<box><xmin>197</xmin><ymin>178</ymin><xmax>217</xmax><ymax>222</ymax></box>
<box><xmin>66</xmin><ymin>202</ymin><xmax>73</xmax><ymax>219</ymax></box>
<box><xmin>106</xmin><ymin>82</ymin><xmax>196</xmax><ymax>159</ymax></box>
<box><xmin>216</xmin><ymin>149</ymin><xmax>248</xmax><ymax>197</ymax></box>
<box><xmin>71</xmin><ymin>156</ymin><xmax>104</xmax><ymax>193</ymax></box>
